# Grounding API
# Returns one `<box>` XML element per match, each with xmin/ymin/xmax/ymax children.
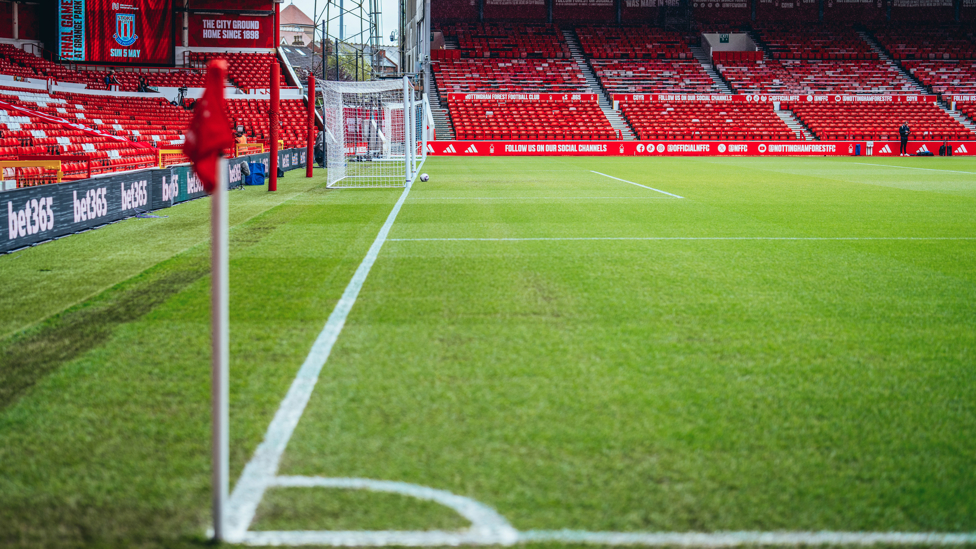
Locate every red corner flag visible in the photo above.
<box><xmin>184</xmin><ymin>59</ymin><xmax>235</xmax><ymax>194</ymax></box>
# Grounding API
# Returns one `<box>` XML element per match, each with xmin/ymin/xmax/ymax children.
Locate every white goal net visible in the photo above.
<box><xmin>321</xmin><ymin>77</ymin><xmax>427</xmax><ymax>188</ymax></box>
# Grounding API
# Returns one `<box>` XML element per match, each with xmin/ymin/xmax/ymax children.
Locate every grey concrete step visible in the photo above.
<box><xmin>775</xmin><ymin>109</ymin><xmax>816</xmax><ymax>141</ymax></box>
<box><xmin>857</xmin><ymin>30</ymin><xmax>928</xmax><ymax>95</ymax></box>
<box><xmin>689</xmin><ymin>46</ymin><xmax>732</xmax><ymax>94</ymax></box>
<box><xmin>562</xmin><ymin>27</ymin><xmax>636</xmax><ymax>140</ymax></box>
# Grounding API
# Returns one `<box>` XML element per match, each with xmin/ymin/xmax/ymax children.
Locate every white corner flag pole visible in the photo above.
<box><xmin>212</xmin><ymin>157</ymin><xmax>230</xmax><ymax>542</ymax></box>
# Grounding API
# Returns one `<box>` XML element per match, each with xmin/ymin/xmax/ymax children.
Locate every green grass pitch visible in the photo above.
<box><xmin>1</xmin><ymin>156</ymin><xmax>975</xmax><ymax>548</ymax></box>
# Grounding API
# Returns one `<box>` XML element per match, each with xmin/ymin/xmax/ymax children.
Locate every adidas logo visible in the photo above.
<box><xmin>464</xmin><ymin>145</ymin><xmax>479</xmax><ymax>154</ymax></box>
<box><xmin>917</xmin><ymin>144</ymin><xmax>930</xmax><ymax>153</ymax></box>
<box><xmin>955</xmin><ymin>144</ymin><xmax>968</xmax><ymax>154</ymax></box>
<box><xmin>443</xmin><ymin>144</ymin><xmax>457</xmax><ymax>153</ymax></box>
<box><xmin>427</xmin><ymin>144</ymin><xmax>435</xmax><ymax>153</ymax></box>
<box><xmin>878</xmin><ymin>144</ymin><xmax>892</xmax><ymax>154</ymax></box>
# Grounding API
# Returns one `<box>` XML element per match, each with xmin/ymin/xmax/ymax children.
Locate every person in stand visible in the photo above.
<box><xmin>105</xmin><ymin>70</ymin><xmax>120</xmax><ymax>92</ymax></box>
<box><xmin>137</xmin><ymin>75</ymin><xmax>149</xmax><ymax>93</ymax></box>
<box><xmin>899</xmin><ymin>120</ymin><xmax>911</xmax><ymax>156</ymax></box>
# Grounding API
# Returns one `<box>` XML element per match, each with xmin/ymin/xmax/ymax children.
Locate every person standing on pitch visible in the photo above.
<box><xmin>899</xmin><ymin>120</ymin><xmax>911</xmax><ymax>156</ymax></box>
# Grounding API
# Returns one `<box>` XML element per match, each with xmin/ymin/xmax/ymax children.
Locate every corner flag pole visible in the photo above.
<box><xmin>211</xmin><ymin>158</ymin><xmax>230</xmax><ymax>541</ymax></box>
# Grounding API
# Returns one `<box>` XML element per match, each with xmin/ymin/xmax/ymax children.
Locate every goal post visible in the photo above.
<box><xmin>321</xmin><ymin>76</ymin><xmax>427</xmax><ymax>188</ymax></box>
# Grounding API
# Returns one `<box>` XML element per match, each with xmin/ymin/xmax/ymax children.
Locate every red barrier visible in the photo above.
<box><xmin>427</xmin><ymin>140</ymin><xmax>973</xmax><ymax>157</ymax></box>
<box><xmin>449</xmin><ymin>93</ymin><xmax>599</xmax><ymax>102</ymax></box>
<box><xmin>613</xmin><ymin>94</ymin><xmax>939</xmax><ymax>103</ymax></box>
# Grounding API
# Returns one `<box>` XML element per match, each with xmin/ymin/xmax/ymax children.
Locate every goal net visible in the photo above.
<box><xmin>321</xmin><ymin>77</ymin><xmax>427</xmax><ymax>188</ymax></box>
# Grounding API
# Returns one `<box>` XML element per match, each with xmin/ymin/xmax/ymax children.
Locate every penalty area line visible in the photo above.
<box><xmin>850</xmin><ymin>162</ymin><xmax>976</xmax><ymax>175</ymax></box>
<box><xmin>591</xmin><ymin>171</ymin><xmax>684</xmax><ymax>198</ymax></box>
<box><xmin>387</xmin><ymin>236</ymin><xmax>976</xmax><ymax>242</ymax></box>
<box><xmin>223</xmin><ymin>184</ymin><xmax>413</xmax><ymax>542</ymax></box>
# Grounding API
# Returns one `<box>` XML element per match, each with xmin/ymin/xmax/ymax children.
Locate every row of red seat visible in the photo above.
<box><xmin>903</xmin><ymin>61</ymin><xmax>976</xmax><ymax>95</ymax></box>
<box><xmin>619</xmin><ymin>102</ymin><xmax>797</xmax><ymax>140</ymax></box>
<box><xmin>788</xmin><ymin>103</ymin><xmax>973</xmax><ymax>141</ymax></box>
<box><xmin>716</xmin><ymin>59</ymin><xmax>920</xmax><ymax>95</ymax></box>
<box><xmin>871</xmin><ymin>25</ymin><xmax>976</xmax><ymax>61</ymax></box>
<box><xmin>188</xmin><ymin>52</ymin><xmax>289</xmax><ymax>90</ymax></box>
<box><xmin>575</xmin><ymin>26</ymin><xmax>695</xmax><ymax>60</ymax></box>
<box><xmin>753</xmin><ymin>24</ymin><xmax>877</xmax><ymax>60</ymax></box>
<box><xmin>440</xmin><ymin>23</ymin><xmax>571</xmax><ymax>59</ymax></box>
<box><xmin>591</xmin><ymin>60</ymin><xmax>718</xmax><ymax>95</ymax></box>
<box><xmin>432</xmin><ymin>58</ymin><xmax>587</xmax><ymax>94</ymax></box>
<box><xmin>447</xmin><ymin>98</ymin><xmax>616</xmax><ymax>141</ymax></box>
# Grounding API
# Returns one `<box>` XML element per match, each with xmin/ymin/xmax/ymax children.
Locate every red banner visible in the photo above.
<box><xmin>947</xmin><ymin>95</ymin><xmax>976</xmax><ymax>104</ymax></box>
<box><xmin>188</xmin><ymin>13</ymin><xmax>273</xmax><ymax>48</ymax></box>
<box><xmin>428</xmin><ymin>140</ymin><xmax>973</xmax><ymax>156</ymax></box>
<box><xmin>187</xmin><ymin>0</ymin><xmax>272</xmax><ymax>9</ymax></box>
<box><xmin>613</xmin><ymin>94</ymin><xmax>938</xmax><ymax>103</ymax></box>
<box><xmin>449</xmin><ymin>93</ymin><xmax>598</xmax><ymax>102</ymax></box>
<box><xmin>59</xmin><ymin>0</ymin><xmax>173</xmax><ymax>64</ymax></box>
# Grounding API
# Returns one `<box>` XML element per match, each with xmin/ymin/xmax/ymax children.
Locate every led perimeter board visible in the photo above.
<box><xmin>58</xmin><ymin>0</ymin><xmax>174</xmax><ymax>65</ymax></box>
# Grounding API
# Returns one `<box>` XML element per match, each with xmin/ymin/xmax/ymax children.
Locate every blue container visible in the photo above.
<box><xmin>245</xmin><ymin>162</ymin><xmax>266</xmax><ymax>186</ymax></box>
<box><xmin>854</xmin><ymin>144</ymin><xmax>861</xmax><ymax>156</ymax></box>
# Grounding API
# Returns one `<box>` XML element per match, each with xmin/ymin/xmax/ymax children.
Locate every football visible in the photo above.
<box><xmin>419</xmin><ymin>173</ymin><xmax>429</xmax><ymax>182</ymax></box>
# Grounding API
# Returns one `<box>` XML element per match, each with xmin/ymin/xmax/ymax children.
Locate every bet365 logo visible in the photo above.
<box><xmin>8</xmin><ymin>197</ymin><xmax>54</xmax><ymax>240</ymax></box>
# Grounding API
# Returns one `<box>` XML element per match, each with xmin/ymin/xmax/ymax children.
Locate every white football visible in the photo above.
<box><xmin>419</xmin><ymin>173</ymin><xmax>429</xmax><ymax>182</ymax></box>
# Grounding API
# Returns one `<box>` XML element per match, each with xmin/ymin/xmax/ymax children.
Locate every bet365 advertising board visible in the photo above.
<box><xmin>2</xmin><ymin>149</ymin><xmax>307</xmax><ymax>254</ymax></box>
<box><xmin>58</xmin><ymin>0</ymin><xmax>174</xmax><ymax>65</ymax></box>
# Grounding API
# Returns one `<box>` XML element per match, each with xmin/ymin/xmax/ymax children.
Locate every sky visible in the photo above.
<box><xmin>286</xmin><ymin>0</ymin><xmax>401</xmax><ymax>48</ymax></box>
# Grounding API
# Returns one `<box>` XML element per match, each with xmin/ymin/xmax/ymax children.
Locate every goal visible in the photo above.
<box><xmin>321</xmin><ymin>77</ymin><xmax>427</xmax><ymax>188</ymax></box>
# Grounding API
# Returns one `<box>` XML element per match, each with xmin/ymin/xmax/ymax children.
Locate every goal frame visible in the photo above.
<box><xmin>321</xmin><ymin>76</ymin><xmax>427</xmax><ymax>188</ymax></box>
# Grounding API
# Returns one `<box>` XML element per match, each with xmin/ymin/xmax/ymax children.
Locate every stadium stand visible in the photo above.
<box><xmin>188</xmin><ymin>52</ymin><xmax>290</xmax><ymax>90</ymax></box>
<box><xmin>788</xmin><ymin>102</ymin><xmax>974</xmax><ymax>141</ymax></box>
<box><xmin>753</xmin><ymin>24</ymin><xmax>878</xmax><ymax>60</ymax></box>
<box><xmin>448</xmin><ymin>97</ymin><xmax>616</xmax><ymax>140</ymax></box>
<box><xmin>591</xmin><ymin>60</ymin><xmax>718</xmax><ymax>94</ymax></box>
<box><xmin>904</xmin><ymin>61</ymin><xmax>976</xmax><ymax>95</ymax></box>
<box><xmin>225</xmin><ymin>98</ymin><xmax>310</xmax><ymax>149</ymax></box>
<box><xmin>0</xmin><ymin>44</ymin><xmax>207</xmax><ymax>91</ymax></box>
<box><xmin>440</xmin><ymin>23</ymin><xmax>571</xmax><ymax>59</ymax></box>
<box><xmin>433</xmin><ymin>23</ymin><xmax>611</xmax><ymax>140</ymax></box>
<box><xmin>870</xmin><ymin>25</ymin><xmax>976</xmax><ymax>61</ymax></box>
<box><xmin>717</xmin><ymin>58</ymin><xmax>920</xmax><ymax>95</ymax></box>
<box><xmin>0</xmin><ymin>86</ymin><xmax>161</xmax><ymax>177</ymax></box>
<box><xmin>619</xmin><ymin>102</ymin><xmax>796</xmax><ymax>140</ymax></box>
<box><xmin>574</xmin><ymin>26</ymin><xmax>694</xmax><ymax>59</ymax></box>
<box><xmin>431</xmin><ymin>57</ymin><xmax>587</xmax><ymax>93</ymax></box>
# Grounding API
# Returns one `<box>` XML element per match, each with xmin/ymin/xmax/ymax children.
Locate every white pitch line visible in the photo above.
<box><xmin>591</xmin><ymin>171</ymin><xmax>685</xmax><ymax>198</ymax></box>
<box><xmin>388</xmin><ymin>236</ymin><xmax>976</xmax><ymax>242</ymax></box>
<box><xmin>409</xmin><ymin>196</ymin><xmax>676</xmax><ymax>200</ymax></box>
<box><xmin>850</xmin><ymin>162</ymin><xmax>976</xmax><ymax>175</ymax></box>
<box><xmin>224</xmin><ymin>184</ymin><xmax>413</xmax><ymax>542</ymax></box>
<box><xmin>519</xmin><ymin>530</ymin><xmax>976</xmax><ymax>546</ymax></box>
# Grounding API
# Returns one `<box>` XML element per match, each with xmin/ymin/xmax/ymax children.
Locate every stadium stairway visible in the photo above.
<box><xmin>860</xmin><ymin>29</ymin><xmax>976</xmax><ymax>136</ymax></box>
<box><xmin>690</xmin><ymin>46</ymin><xmax>733</xmax><ymax>94</ymax></box>
<box><xmin>857</xmin><ymin>31</ymin><xmax>928</xmax><ymax>94</ymax></box>
<box><xmin>946</xmin><ymin>103</ymin><xmax>976</xmax><ymax>134</ymax></box>
<box><xmin>562</xmin><ymin>28</ymin><xmax>636</xmax><ymax>140</ymax></box>
<box><xmin>775</xmin><ymin>108</ymin><xmax>816</xmax><ymax>140</ymax></box>
<box><xmin>429</xmin><ymin>77</ymin><xmax>456</xmax><ymax>140</ymax></box>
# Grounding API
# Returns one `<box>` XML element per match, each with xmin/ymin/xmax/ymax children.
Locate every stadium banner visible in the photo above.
<box><xmin>2</xmin><ymin>170</ymin><xmax>152</xmax><ymax>253</ymax></box>
<box><xmin>1</xmin><ymin>148</ymin><xmax>307</xmax><ymax>254</ymax></box>
<box><xmin>58</xmin><ymin>0</ymin><xmax>174</xmax><ymax>64</ymax></box>
<box><xmin>484</xmin><ymin>0</ymin><xmax>546</xmax><ymax>20</ymax></box>
<box><xmin>449</xmin><ymin>93</ymin><xmax>599</xmax><ymax>102</ymax></box>
<box><xmin>613</xmin><ymin>94</ymin><xmax>939</xmax><ymax>103</ymax></box>
<box><xmin>187</xmin><ymin>13</ymin><xmax>273</xmax><ymax>48</ymax></box>
<box><xmin>947</xmin><ymin>95</ymin><xmax>976</xmax><ymax>104</ymax></box>
<box><xmin>427</xmin><ymin>140</ymin><xmax>973</xmax><ymax>157</ymax></box>
<box><xmin>553</xmin><ymin>0</ymin><xmax>615</xmax><ymax>21</ymax></box>
<box><xmin>187</xmin><ymin>0</ymin><xmax>273</xmax><ymax>10</ymax></box>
